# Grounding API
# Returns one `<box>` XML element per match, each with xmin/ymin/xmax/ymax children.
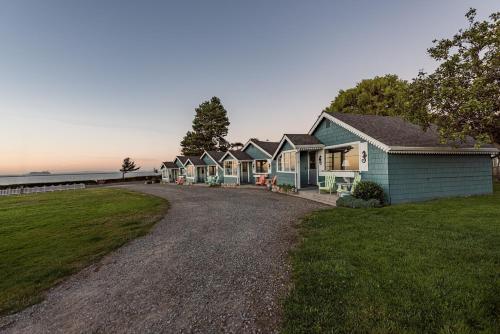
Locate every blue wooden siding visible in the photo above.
<box><xmin>275</xmin><ymin>140</ymin><xmax>294</xmax><ymax>157</ymax></box>
<box><xmin>223</xmin><ymin>176</ymin><xmax>239</xmax><ymax>184</ymax></box>
<box><xmin>202</xmin><ymin>154</ymin><xmax>224</xmax><ymax>183</ymax></box>
<box><xmin>276</xmin><ymin>172</ymin><xmax>296</xmax><ymax>187</ymax></box>
<box><xmin>243</xmin><ymin>144</ymin><xmax>269</xmax><ymax>160</ymax></box>
<box><xmin>388</xmin><ymin>154</ymin><xmax>493</xmax><ymax>204</ymax></box>
<box><xmin>175</xmin><ymin>159</ymin><xmax>184</xmax><ymax>168</ymax></box>
<box><xmin>202</xmin><ymin>155</ymin><xmax>217</xmax><ymax>165</ymax></box>
<box><xmin>312</xmin><ymin>119</ymin><xmax>389</xmax><ymax>197</ymax></box>
<box><xmin>273</xmin><ymin>140</ymin><xmax>297</xmax><ymax>187</ymax></box>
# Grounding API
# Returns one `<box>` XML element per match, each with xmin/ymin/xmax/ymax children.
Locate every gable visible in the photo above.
<box><xmin>174</xmin><ymin>159</ymin><xmax>184</xmax><ymax>168</ymax></box>
<box><xmin>312</xmin><ymin>118</ymin><xmax>362</xmax><ymax>146</ymax></box>
<box><xmin>273</xmin><ymin>139</ymin><xmax>295</xmax><ymax>158</ymax></box>
<box><xmin>202</xmin><ymin>154</ymin><xmax>217</xmax><ymax>165</ymax></box>
<box><xmin>243</xmin><ymin>143</ymin><xmax>269</xmax><ymax>160</ymax></box>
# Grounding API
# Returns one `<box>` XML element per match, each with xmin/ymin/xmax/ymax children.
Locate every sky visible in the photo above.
<box><xmin>0</xmin><ymin>0</ymin><xmax>498</xmax><ymax>174</ymax></box>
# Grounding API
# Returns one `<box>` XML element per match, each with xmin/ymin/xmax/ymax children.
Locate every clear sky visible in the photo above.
<box><xmin>1</xmin><ymin>0</ymin><xmax>498</xmax><ymax>174</ymax></box>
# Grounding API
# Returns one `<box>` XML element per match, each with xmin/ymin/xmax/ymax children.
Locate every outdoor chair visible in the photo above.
<box><xmin>337</xmin><ymin>174</ymin><xmax>361</xmax><ymax>197</ymax></box>
<box><xmin>318</xmin><ymin>174</ymin><xmax>336</xmax><ymax>194</ymax></box>
<box><xmin>175</xmin><ymin>176</ymin><xmax>185</xmax><ymax>185</ymax></box>
<box><xmin>255</xmin><ymin>175</ymin><xmax>266</xmax><ymax>186</ymax></box>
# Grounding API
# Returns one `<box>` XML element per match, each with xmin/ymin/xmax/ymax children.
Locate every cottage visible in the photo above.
<box><xmin>219</xmin><ymin>150</ymin><xmax>253</xmax><ymax>185</ymax></box>
<box><xmin>160</xmin><ymin>161</ymin><xmax>179</xmax><ymax>183</ymax></box>
<box><xmin>272</xmin><ymin>111</ymin><xmax>497</xmax><ymax>204</ymax></box>
<box><xmin>271</xmin><ymin>134</ymin><xmax>325</xmax><ymax>189</ymax></box>
<box><xmin>173</xmin><ymin>156</ymin><xmax>188</xmax><ymax>177</ymax></box>
<box><xmin>241</xmin><ymin>139</ymin><xmax>280</xmax><ymax>183</ymax></box>
<box><xmin>183</xmin><ymin>156</ymin><xmax>207</xmax><ymax>184</ymax></box>
<box><xmin>200</xmin><ymin>151</ymin><xmax>225</xmax><ymax>183</ymax></box>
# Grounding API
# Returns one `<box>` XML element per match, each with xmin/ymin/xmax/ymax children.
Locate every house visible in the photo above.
<box><xmin>219</xmin><ymin>150</ymin><xmax>253</xmax><ymax>185</ymax></box>
<box><xmin>160</xmin><ymin>161</ymin><xmax>179</xmax><ymax>183</ymax></box>
<box><xmin>241</xmin><ymin>139</ymin><xmax>280</xmax><ymax>182</ymax></box>
<box><xmin>173</xmin><ymin>156</ymin><xmax>188</xmax><ymax>177</ymax></box>
<box><xmin>183</xmin><ymin>156</ymin><xmax>207</xmax><ymax>184</ymax></box>
<box><xmin>200</xmin><ymin>150</ymin><xmax>225</xmax><ymax>183</ymax></box>
<box><xmin>271</xmin><ymin>134</ymin><xmax>325</xmax><ymax>189</ymax></box>
<box><xmin>272</xmin><ymin>111</ymin><xmax>497</xmax><ymax>204</ymax></box>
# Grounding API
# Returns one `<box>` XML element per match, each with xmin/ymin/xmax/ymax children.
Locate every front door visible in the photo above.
<box><xmin>241</xmin><ymin>162</ymin><xmax>249</xmax><ymax>184</ymax></box>
<box><xmin>308</xmin><ymin>151</ymin><xmax>317</xmax><ymax>185</ymax></box>
<box><xmin>197</xmin><ymin>167</ymin><xmax>205</xmax><ymax>182</ymax></box>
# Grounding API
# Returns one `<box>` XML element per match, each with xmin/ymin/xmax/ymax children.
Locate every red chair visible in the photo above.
<box><xmin>255</xmin><ymin>175</ymin><xmax>266</xmax><ymax>186</ymax></box>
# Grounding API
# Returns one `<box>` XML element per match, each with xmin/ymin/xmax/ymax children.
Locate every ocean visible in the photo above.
<box><xmin>0</xmin><ymin>171</ymin><xmax>159</xmax><ymax>186</ymax></box>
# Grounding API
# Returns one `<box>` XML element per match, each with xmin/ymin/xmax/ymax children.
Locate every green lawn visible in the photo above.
<box><xmin>283</xmin><ymin>183</ymin><xmax>500</xmax><ymax>333</ymax></box>
<box><xmin>0</xmin><ymin>188</ymin><xmax>168</xmax><ymax>316</ymax></box>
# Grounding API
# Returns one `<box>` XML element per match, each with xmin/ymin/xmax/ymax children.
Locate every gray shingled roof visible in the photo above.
<box><xmin>252</xmin><ymin>139</ymin><xmax>280</xmax><ymax>156</ymax></box>
<box><xmin>330</xmin><ymin>112</ymin><xmax>495</xmax><ymax>149</ymax></box>
<box><xmin>176</xmin><ymin>156</ymin><xmax>188</xmax><ymax>164</ymax></box>
<box><xmin>205</xmin><ymin>151</ymin><xmax>225</xmax><ymax>162</ymax></box>
<box><xmin>285</xmin><ymin>134</ymin><xmax>322</xmax><ymax>146</ymax></box>
<box><xmin>185</xmin><ymin>156</ymin><xmax>206</xmax><ymax>166</ymax></box>
<box><xmin>162</xmin><ymin>161</ymin><xmax>178</xmax><ymax>169</ymax></box>
<box><xmin>226</xmin><ymin>150</ymin><xmax>253</xmax><ymax>161</ymax></box>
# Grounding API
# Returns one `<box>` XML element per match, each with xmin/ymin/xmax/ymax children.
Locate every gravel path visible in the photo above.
<box><xmin>0</xmin><ymin>184</ymin><xmax>325</xmax><ymax>333</ymax></box>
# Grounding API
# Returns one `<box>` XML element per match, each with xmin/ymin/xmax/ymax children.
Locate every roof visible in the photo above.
<box><xmin>184</xmin><ymin>156</ymin><xmax>206</xmax><ymax>166</ymax></box>
<box><xmin>284</xmin><ymin>134</ymin><xmax>322</xmax><ymax>146</ymax></box>
<box><xmin>204</xmin><ymin>151</ymin><xmax>225</xmax><ymax>162</ymax></box>
<box><xmin>175</xmin><ymin>156</ymin><xmax>189</xmax><ymax>165</ymax></box>
<box><xmin>243</xmin><ymin>139</ymin><xmax>280</xmax><ymax>157</ymax></box>
<box><xmin>162</xmin><ymin>161</ymin><xmax>178</xmax><ymax>169</ymax></box>
<box><xmin>309</xmin><ymin>112</ymin><xmax>498</xmax><ymax>154</ymax></box>
<box><xmin>220</xmin><ymin>150</ymin><xmax>253</xmax><ymax>161</ymax></box>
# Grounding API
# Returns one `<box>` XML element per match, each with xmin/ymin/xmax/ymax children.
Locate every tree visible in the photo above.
<box><xmin>120</xmin><ymin>157</ymin><xmax>140</xmax><ymax>179</ymax></box>
<box><xmin>408</xmin><ymin>8</ymin><xmax>500</xmax><ymax>146</ymax></box>
<box><xmin>230</xmin><ymin>142</ymin><xmax>244</xmax><ymax>150</ymax></box>
<box><xmin>324</xmin><ymin>74</ymin><xmax>410</xmax><ymax>116</ymax></box>
<box><xmin>180</xmin><ymin>97</ymin><xmax>231</xmax><ymax>156</ymax></box>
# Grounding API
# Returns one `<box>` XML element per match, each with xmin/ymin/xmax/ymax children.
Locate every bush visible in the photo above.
<box><xmin>352</xmin><ymin>181</ymin><xmax>385</xmax><ymax>203</ymax></box>
<box><xmin>336</xmin><ymin>195</ymin><xmax>381</xmax><ymax>208</ymax></box>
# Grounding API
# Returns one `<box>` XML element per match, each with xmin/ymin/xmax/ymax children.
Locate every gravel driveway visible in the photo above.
<box><xmin>0</xmin><ymin>184</ymin><xmax>324</xmax><ymax>333</ymax></box>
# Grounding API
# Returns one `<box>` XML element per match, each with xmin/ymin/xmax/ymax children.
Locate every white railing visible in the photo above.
<box><xmin>0</xmin><ymin>183</ymin><xmax>86</xmax><ymax>196</ymax></box>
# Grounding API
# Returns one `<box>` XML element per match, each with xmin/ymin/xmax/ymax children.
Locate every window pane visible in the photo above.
<box><xmin>278</xmin><ymin>155</ymin><xmax>283</xmax><ymax>171</ymax></box>
<box><xmin>290</xmin><ymin>153</ymin><xmax>296</xmax><ymax>172</ymax></box>
<box><xmin>343</xmin><ymin>144</ymin><xmax>359</xmax><ymax>170</ymax></box>
<box><xmin>284</xmin><ymin>153</ymin><xmax>290</xmax><ymax>171</ymax></box>
<box><xmin>224</xmin><ymin>161</ymin><xmax>233</xmax><ymax>175</ymax></box>
<box><xmin>256</xmin><ymin>160</ymin><xmax>269</xmax><ymax>173</ymax></box>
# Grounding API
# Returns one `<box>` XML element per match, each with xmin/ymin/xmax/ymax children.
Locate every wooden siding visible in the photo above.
<box><xmin>243</xmin><ymin>144</ymin><xmax>269</xmax><ymax>160</ymax></box>
<box><xmin>312</xmin><ymin>118</ymin><xmax>390</xmax><ymax>197</ymax></box>
<box><xmin>388</xmin><ymin>154</ymin><xmax>493</xmax><ymax>204</ymax></box>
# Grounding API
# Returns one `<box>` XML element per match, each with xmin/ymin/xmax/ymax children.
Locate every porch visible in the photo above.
<box><xmin>291</xmin><ymin>186</ymin><xmax>338</xmax><ymax>206</ymax></box>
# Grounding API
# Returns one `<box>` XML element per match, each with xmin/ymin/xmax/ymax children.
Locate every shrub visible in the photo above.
<box><xmin>336</xmin><ymin>195</ymin><xmax>381</xmax><ymax>208</ymax></box>
<box><xmin>352</xmin><ymin>181</ymin><xmax>385</xmax><ymax>203</ymax></box>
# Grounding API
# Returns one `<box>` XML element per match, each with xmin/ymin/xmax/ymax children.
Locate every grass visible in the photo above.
<box><xmin>283</xmin><ymin>182</ymin><xmax>500</xmax><ymax>333</ymax></box>
<box><xmin>0</xmin><ymin>188</ymin><xmax>168</xmax><ymax>316</ymax></box>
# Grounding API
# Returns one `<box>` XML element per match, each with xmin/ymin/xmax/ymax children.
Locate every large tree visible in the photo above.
<box><xmin>180</xmin><ymin>97</ymin><xmax>231</xmax><ymax>156</ymax></box>
<box><xmin>324</xmin><ymin>74</ymin><xmax>410</xmax><ymax>116</ymax></box>
<box><xmin>408</xmin><ymin>8</ymin><xmax>500</xmax><ymax>146</ymax></box>
<box><xmin>120</xmin><ymin>157</ymin><xmax>140</xmax><ymax>179</ymax></box>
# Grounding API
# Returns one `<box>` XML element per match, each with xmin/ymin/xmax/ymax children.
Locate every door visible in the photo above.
<box><xmin>241</xmin><ymin>162</ymin><xmax>249</xmax><ymax>184</ymax></box>
<box><xmin>308</xmin><ymin>151</ymin><xmax>317</xmax><ymax>185</ymax></box>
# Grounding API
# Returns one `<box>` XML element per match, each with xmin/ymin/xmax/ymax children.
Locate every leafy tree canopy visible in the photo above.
<box><xmin>180</xmin><ymin>97</ymin><xmax>231</xmax><ymax>156</ymax></box>
<box><xmin>324</xmin><ymin>74</ymin><xmax>410</xmax><ymax>117</ymax></box>
<box><xmin>408</xmin><ymin>8</ymin><xmax>500</xmax><ymax>145</ymax></box>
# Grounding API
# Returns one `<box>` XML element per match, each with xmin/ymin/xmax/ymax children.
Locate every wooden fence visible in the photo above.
<box><xmin>0</xmin><ymin>183</ymin><xmax>86</xmax><ymax>196</ymax></box>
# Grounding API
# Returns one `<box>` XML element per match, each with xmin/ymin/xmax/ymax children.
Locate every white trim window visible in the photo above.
<box><xmin>277</xmin><ymin>151</ymin><xmax>296</xmax><ymax>172</ymax></box>
<box><xmin>186</xmin><ymin>165</ymin><xmax>195</xmax><ymax>178</ymax></box>
<box><xmin>255</xmin><ymin>160</ymin><xmax>269</xmax><ymax>174</ymax></box>
<box><xmin>224</xmin><ymin>160</ymin><xmax>238</xmax><ymax>176</ymax></box>
<box><xmin>208</xmin><ymin>165</ymin><xmax>217</xmax><ymax>176</ymax></box>
<box><xmin>325</xmin><ymin>144</ymin><xmax>359</xmax><ymax>171</ymax></box>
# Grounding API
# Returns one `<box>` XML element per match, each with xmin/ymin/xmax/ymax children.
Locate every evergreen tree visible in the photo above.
<box><xmin>120</xmin><ymin>157</ymin><xmax>140</xmax><ymax>179</ymax></box>
<box><xmin>181</xmin><ymin>97</ymin><xmax>230</xmax><ymax>156</ymax></box>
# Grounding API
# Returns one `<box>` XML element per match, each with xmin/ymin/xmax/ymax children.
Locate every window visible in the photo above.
<box><xmin>224</xmin><ymin>160</ymin><xmax>238</xmax><ymax>176</ymax></box>
<box><xmin>255</xmin><ymin>160</ymin><xmax>269</xmax><ymax>174</ymax></box>
<box><xmin>277</xmin><ymin>151</ymin><xmax>296</xmax><ymax>172</ymax></box>
<box><xmin>325</xmin><ymin>144</ymin><xmax>359</xmax><ymax>171</ymax></box>
<box><xmin>186</xmin><ymin>165</ymin><xmax>195</xmax><ymax>177</ymax></box>
<box><xmin>208</xmin><ymin>165</ymin><xmax>217</xmax><ymax>176</ymax></box>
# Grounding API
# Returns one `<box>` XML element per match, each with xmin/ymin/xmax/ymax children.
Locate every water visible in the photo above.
<box><xmin>0</xmin><ymin>171</ymin><xmax>158</xmax><ymax>186</ymax></box>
